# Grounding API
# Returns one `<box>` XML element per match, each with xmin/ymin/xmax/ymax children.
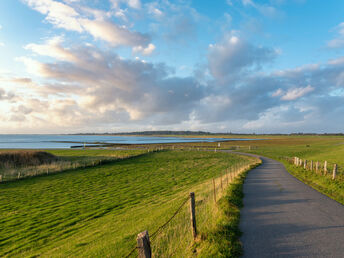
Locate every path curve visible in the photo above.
<box><xmin>227</xmin><ymin>152</ymin><xmax>344</xmax><ymax>257</ymax></box>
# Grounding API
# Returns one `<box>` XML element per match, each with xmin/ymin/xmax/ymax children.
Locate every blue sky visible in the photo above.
<box><xmin>0</xmin><ymin>0</ymin><xmax>344</xmax><ymax>133</ymax></box>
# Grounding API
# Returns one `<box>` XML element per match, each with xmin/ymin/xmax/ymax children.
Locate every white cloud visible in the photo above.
<box><xmin>25</xmin><ymin>0</ymin><xmax>83</xmax><ymax>32</ymax></box>
<box><xmin>24</xmin><ymin>0</ymin><xmax>150</xmax><ymax>48</ymax></box>
<box><xmin>133</xmin><ymin>43</ymin><xmax>155</xmax><ymax>56</ymax></box>
<box><xmin>24</xmin><ymin>36</ymin><xmax>77</xmax><ymax>62</ymax></box>
<box><xmin>208</xmin><ymin>32</ymin><xmax>276</xmax><ymax>83</ymax></box>
<box><xmin>271</xmin><ymin>88</ymin><xmax>284</xmax><ymax>97</ymax></box>
<box><xmin>110</xmin><ymin>0</ymin><xmax>141</xmax><ymax>9</ymax></box>
<box><xmin>241</xmin><ymin>0</ymin><xmax>280</xmax><ymax>18</ymax></box>
<box><xmin>0</xmin><ymin>42</ymin><xmax>4</xmax><ymax>47</ymax></box>
<box><xmin>79</xmin><ymin>19</ymin><xmax>149</xmax><ymax>47</ymax></box>
<box><xmin>147</xmin><ymin>3</ymin><xmax>164</xmax><ymax>18</ymax></box>
<box><xmin>327</xmin><ymin>22</ymin><xmax>344</xmax><ymax>49</ymax></box>
<box><xmin>278</xmin><ymin>85</ymin><xmax>314</xmax><ymax>101</ymax></box>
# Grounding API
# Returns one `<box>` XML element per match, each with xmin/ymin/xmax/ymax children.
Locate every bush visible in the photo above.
<box><xmin>0</xmin><ymin>151</ymin><xmax>58</xmax><ymax>168</ymax></box>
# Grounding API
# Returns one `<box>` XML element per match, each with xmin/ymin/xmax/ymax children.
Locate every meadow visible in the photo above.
<box><xmin>150</xmin><ymin>135</ymin><xmax>344</xmax><ymax>204</ymax></box>
<box><xmin>213</xmin><ymin>135</ymin><xmax>344</xmax><ymax>204</ymax></box>
<box><xmin>0</xmin><ymin>149</ymin><xmax>146</xmax><ymax>181</ymax></box>
<box><xmin>0</xmin><ymin>149</ymin><xmax>259</xmax><ymax>257</ymax></box>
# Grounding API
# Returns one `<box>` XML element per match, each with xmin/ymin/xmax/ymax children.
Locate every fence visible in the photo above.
<box><xmin>286</xmin><ymin>157</ymin><xmax>342</xmax><ymax>180</ymax></box>
<box><xmin>0</xmin><ymin>147</ymin><xmax>242</xmax><ymax>182</ymax></box>
<box><xmin>0</xmin><ymin>151</ymin><xmax>154</xmax><ymax>183</ymax></box>
<box><xmin>124</xmin><ymin>161</ymin><xmax>256</xmax><ymax>258</ymax></box>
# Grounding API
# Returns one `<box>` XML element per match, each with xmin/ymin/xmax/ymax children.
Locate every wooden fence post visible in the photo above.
<box><xmin>310</xmin><ymin>161</ymin><xmax>313</xmax><ymax>171</ymax></box>
<box><xmin>316</xmin><ymin>161</ymin><xmax>319</xmax><ymax>173</ymax></box>
<box><xmin>304</xmin><ymin>160</ymin><xmax>307</xmax><ymax>169</ymax></box>
<box><xmin>0</xmin><ymin>175</ymin><xmax>2</xmax><ymax>182</ymax></box>
<box><xmin>137</xmin><ymin>230</ymin><xmax>151</xmax><ymax>258</ymax></box>
<box><xmin>190</xmin><ymin>192</ymin><xmax>197</xmax><ymax>239</ymax></box>
<box><xmin>220</xmin><ymin>174</ymin><xmax>223</xmax><ymax>191</ymax></box>
<box><xmin>332</xmin><ymin>164</ymin><xmax>337</xmax><ymax>180</ymax></box>
<box><xmin>324</xmin><ymin>161</ymin><xmax>327</xmax><ymax>175</ymax></box>
<box><xmin>213</xmin><ymin>178</ymin><xmax>216</xmax><ymax>203</ymax></box>
<box><xmin>18</xmin><ymin>172</ymin><xmax>21</xmax><ymax>179</ymax></box>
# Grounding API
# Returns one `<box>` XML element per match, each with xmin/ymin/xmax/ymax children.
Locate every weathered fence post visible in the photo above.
<box><xmin>316</xmin><ymin>161</ymin><xmax>319</xmax><ymax>173</ymax></box>
<box><xmin>310</xmin><ymin>161</ymin><xmax>313</xmax><ymax>171</ymax></box>
<box><xmin>0</xmin><ymin>175</ymin><xmax>2</xmax><ymax>182</ymax></box>
<box><xmin>332</xmin><ymin>164</ymin><xmax>337</xmax><ymax>180</ymax></box>
<box><xmin>294</xmin><ymin>157</ymin><xmax>297</xmax><ymax>165</ymax></box>
<box><xmin>220</xmin><ymin>174</ymin><xmax>223</xmax><ymax>191</ymax></box>
<box><xmin>190</xmin><ymin>192</ymin><xmax>197</xmax><ymax>239</ymax></box>
<box><xmin>213</xmin><ymin>178</ymin><xmax>216</xmax><ymax>203</ymax></box>
<box><xmin>18</xmin><ymin>172</ymin><xmax>21</xmax><ymax>179</ymax></box>
<box><xmin>137</xmin><ymin>230</ymin><xmax>151</xmax><ymax>258</ymax></box>
<box><xmin>304</xmin><ymin>160</ymin><xmax>307</xmax><ymax>169</ymax></box>
<box><xmin>324</xmin><ymin>161</ymin><xmax>328</xmax><ymax>175</ymax></box>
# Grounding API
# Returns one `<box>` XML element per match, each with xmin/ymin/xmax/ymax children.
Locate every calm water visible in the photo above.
<box><xmin>0</xmin><ymin>134</ymin><xmax>255</xmax><ymax>149</ymax></box>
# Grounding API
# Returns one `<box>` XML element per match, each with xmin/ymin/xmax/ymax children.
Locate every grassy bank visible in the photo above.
<box><xmin>0</xmin><ymin>150</ymin><xmax>258</xmax><ymax>257</ymax></box>
<box><xmin>226</xmin><ymin>135</ymin><xmax>344</xmax><ymax>205</ymax></box>
<box><xmin>196</xmin><ymin>162</ymin><xmax>260</xmax><ymax>257</ymax></box>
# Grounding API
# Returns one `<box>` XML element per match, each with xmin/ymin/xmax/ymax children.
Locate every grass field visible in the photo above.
<box><xmin>0</xmin><ymin>149</ymin><xmax>147</xmax><ymax>181</ymax></box>
<box><xmin>0</xmin><ymin>150</ymin><xmax>258</xmax><ymax>257</ymax></box>
<box><xmin>214</xmin><ymin>135</ymin><xmax>344</xmax><ymax>204</ymax></box>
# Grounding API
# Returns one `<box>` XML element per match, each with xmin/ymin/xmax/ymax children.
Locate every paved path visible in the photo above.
<box><xmin>239</xmin><ymin>155</ymin><xmax>344</xmax><ymax>258</ymax></box>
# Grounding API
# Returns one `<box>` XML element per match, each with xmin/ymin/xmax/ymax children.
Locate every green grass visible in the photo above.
<box><xmin>196</xmin><ymin>163</ymin><xmax>261</xmax><ymax>258</ymax></box>
<box><xmin>46</xmin><ymin>149</ymin><xmax>146</xmax><ymax>161</ymax></box>
<box><xmin>0</xmin><ymin>150</ymin><xmax>258</xmax><ymax>257</ymax></box>
<box><xmin>228</xmin><ymin>135</ymin><xmax>344</xmax><ymax>204</ymax></box>
<box><xmin>0</xmin><ymin>149</ymin><xmax>147</xmax><ymax>181</ymax></box>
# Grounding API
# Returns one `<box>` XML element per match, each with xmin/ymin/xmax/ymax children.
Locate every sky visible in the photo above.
<box><xmin>0</xmin><ymin>0</ymin><xmax>344</xmax><ymax>134</ymax></box>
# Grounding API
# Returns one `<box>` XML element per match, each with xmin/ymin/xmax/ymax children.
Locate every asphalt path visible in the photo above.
<box><xmin>238</xmin><ymin>155</ymin><xmax>344</xmax><ymax>257</ymax></box>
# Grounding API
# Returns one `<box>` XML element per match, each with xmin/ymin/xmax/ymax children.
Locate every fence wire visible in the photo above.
<box><xmin>124</xmin><ymin>195</ymin><xmax>190</xmax><ymax>257</ymax></box>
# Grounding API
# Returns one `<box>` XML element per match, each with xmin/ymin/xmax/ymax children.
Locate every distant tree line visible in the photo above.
<box><xmin>71</xmin><ymin>131</ymin><xmax>344</xmax><ymax>136</ymax></box>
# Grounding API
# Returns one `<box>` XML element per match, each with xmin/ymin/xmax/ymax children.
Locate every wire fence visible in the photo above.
<box><xmin>124</xmin><ymin>196</ymin><xmax>190</xmax><ymax>258</ymax></box>
<box><xmin>124</xmin><ymin>159</ymin><xmax>259</xmax><ymax>258</ymax></box>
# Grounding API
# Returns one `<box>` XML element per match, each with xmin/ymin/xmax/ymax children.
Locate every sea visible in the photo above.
<box><xmin>0</xmin><ymin>134</ymin><xmax>256</xmax><ymax>149</ymax></box>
